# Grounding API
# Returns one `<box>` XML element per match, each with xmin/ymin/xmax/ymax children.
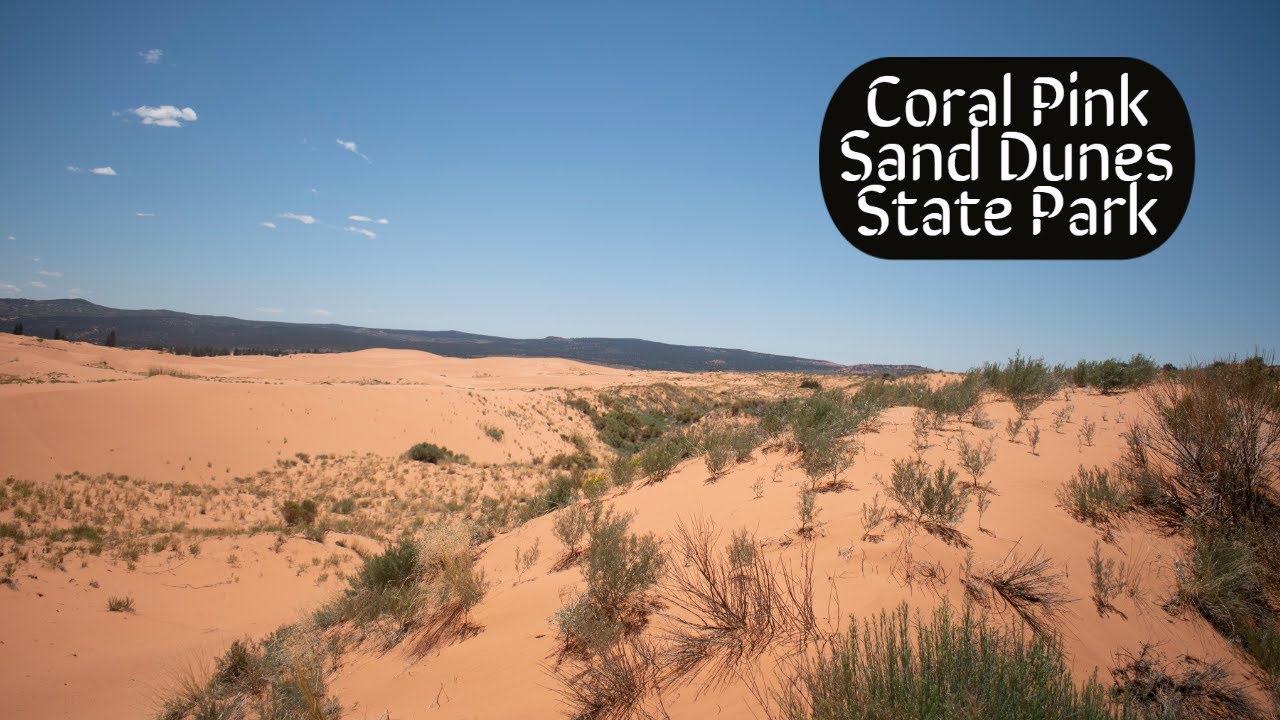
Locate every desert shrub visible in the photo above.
<box><xmin>699</xmin><ymin>422</ymin><xmax>757</xmax><ymax>478</ymax></box>
<box><xmin>957</xmin><ymin>434</ymin><xmax>997</xmax><ymax>487</ymax></box>
<box><xmin>570</xmin><ymin>384</ymin><xmax>724</xmax><ymax>454</ymax></box>
<box><xmin>0</xmin><ymin>522</ymin><xmax>25</xmax><ymax>542</ymax></box>
<box><xmin>887</xmin><ymin>457</ymin><xmax>969</xmax><ymax>527</ymax></box>
<box><xmin>405</xmin><ymin>442</ymin><xmax>463</xmax><ymax>465</ymax></box>
<box><xmin>484</xmin><ymin>425</ymin><xmax>504</xmax><ymax>441</ymax></box>
<box><xmin>553</xmin><ymin>503</ymin><xmax>593</xmax><ymax>556</ymax></box>
<box><xmin>280</xmin><ymin>498</ymin><xmax>318</xmax><ymax>527</ymax></box>
<box><xmin>962</xmin><ymin>548</ymin><xmax>1070</xmax><ymax>637</ymax></box>
<box><xmin>1090</xmin><ymin>541</ymin><xmax>1125</xmax><ymax>616</ymax></box>
<box><xmin>549</xmin><ymin>451</ymin><xmax>598</xmax><ymax>471</ymax></box>
<box><xmin>605</xmin><ymin>452</ymin><xmax>637</xmax><ymax>488</ymax></box>
<box><xmin>354</xmin><ymin>538</ymin><xmax>420</xmax><ymax>592</ymax></box>
<box><xmin>1058</xmin><ymin>465</ymin><xmax>1131</xmax><ymax>527</ymax></box>
<box><xmin>556</xmin><ymin>636</ymin><xmax>662</xmax><ymax>720</ymax></box>
<box><xmin>783</xmin><ymin>389</ymin><xmax>869</xmax><ymax>485</ymax></box>
<box><xmin>1006</xmin><ymin>415</ymin><xmax>1025</xmax><ymax>443</ymax></box>
<box><xmin>1111</xmin><ymin>643</ymin><xmax>1263</xmax><ymax>720</ymax></box>
<box><xmin>214</xmin><ymin>639</ymin><xmax>263</xmax><ymax>689</ymax></box>
<box><xmin>800</xmin><ymin>379</ymin><xmax>822</xmax><ymax>390</ymax></box>
<box><xmin>635</xmin><ymin>432</ymin><xmax>694</xmax><ymax>483</ymax></box>
<box><xmin>520</xmin><ymin>474</ymin><xmax>577</xmax><ymax>521</ymax></box>
<box><xmin>779</xmin><ymin>601</ymin><xmax>1118</xmax><ymax>720</ymax></box>
<box><xmin>556</xmin><ymin>506</ymin><xmax>664</xmax><ymax>657</ymax></box>
<box><xmin>1118</xmin><ymin>357</ymin><xmax>1280</xmax><ymax>526</ymax></box>
<box><xmin>1069</xmin><ymin>355</ymin><xmax>1159</xmax><ymax>394</ymax></box>
<box><xmin>107</xmin><ymin>595</ymin><xmax>135</xmax><ymax>612</ymax></box>
<box><xmin>927</xmin><ymin>373</ymin><xmax>984</xmax><ymax>421</ymax></box>
<box><xmin>659</xmin><ymin>519</ymin><xmax>817</xmax><ymax>689</ymax></box>
<box><xmin>980</xmin><ymin>351</ymin><xmax>1060</xmax><ymax>415</ymax></box>
<box><xmin>582</xmin><ymin>472</ymin><xmax>609</xmax><ymax>501</ymax></box>
<box><xmin>1174</xmin><ymin>527</ymin><xmax>1280</xmax><ymax>671</ymax></box>
<box><xmin>329</xmin><ymin>497</ymin><xmax>356</xmax><ymax>515</ymax></box>
<box><xmin>796</xmin><ymin>489</ymin><xmax>819</xmax><ymax>536</ymax></box>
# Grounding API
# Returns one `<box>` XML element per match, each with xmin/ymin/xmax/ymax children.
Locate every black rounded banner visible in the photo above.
<box><xmin>819</xmin><ymin>58</ymin><xmax>1194</xmax><ymax>259</ymax></box>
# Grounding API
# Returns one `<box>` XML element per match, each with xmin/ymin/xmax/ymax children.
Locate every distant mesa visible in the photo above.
<box><xmin>0</xmin><ymin>298</ymin><xmax>926</xmax><ymax>376</ymax></box>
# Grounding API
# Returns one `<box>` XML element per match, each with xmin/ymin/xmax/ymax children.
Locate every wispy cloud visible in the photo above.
<box><xmin>258</xmin><ymin>221</ymin><xmax>277</xmax><ymax>229</ymax></box>
<box><xmin>336</xmin><ymin>139</ymin><xmax>371</xmax><ymax>163</ymax></box>
<box><xmin>278</xmin><ymin>212</ymin><xmax>316</xmax><ymax>225</ymax></box>
<box><xmin>67</xmin><ymin>288</ymin><xmax>90</xmax><ymax>297</ymax></box>
<box><xmin>139</xmin><ymin>48</ymin><xmax>164</xmax><ymax>64</ymax></box>
<box><xmin>35</xmin><ymin>270</ymin><xmax>63</xmax><ymax>278</ymax></box>
<box><xmin>344</xmin><ymin>226</ymin><xmax>377</xmax><ymax>239</ymax></box>
<box><xmin>67</xmin><ymin>165</ymin><xmax>117</xmax><ymax>176</ymax></box>
<box><xmin>348</xmin><ymin>215</ymin><xmax>390</xmax><ymax>225</ymax></box>
<box><xmin>5</xmin><ymin>235</ymin><xmax>13</xmax><ymax>241</ymax></box>
<box><xmin>136</xmin><ymin>212</ymin><xmax>155</xmax><ymax>217</ymax></box>
<box><xmin>0</xmin><ymin>282</ymin><xmax>19</xmax><ymax>293</ymax></box>
<box><xmin>131</xmin><ymin>105</ymin><xmax>198</xmax><ymax>128</ymax></box>
<box><xmin>29</xmin><ymin>280</ymin><xmax>47</xmax><ymax>288</ymax></box>
<box><xmin>310</xmin><ymin>308</ymin><xmax>332</xmax><ymax>317</ymax></box>
<box><xmin>255</xmin><ymin>306</ymin><xmax>284</xmax><ymax>314</ymax></box>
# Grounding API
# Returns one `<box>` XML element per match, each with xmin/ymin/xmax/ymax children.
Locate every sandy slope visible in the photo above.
<box><xmin>0</xmin><ymin>335</ymin><xmax>1262</xmax><ymax>719</ymax></box>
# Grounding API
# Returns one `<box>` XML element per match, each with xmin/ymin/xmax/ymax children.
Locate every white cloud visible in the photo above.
<box><xmin>278</xmin><ymin>212</ymin><xmax>316</xmax><ymax>225</ymax></box>
<box><xmin>258</xmin><ymin>221</ymin><xmax>277</xmax><ymax>229</ymax></box>
<box><xmin>5</xmin><ymin>235</ymin><xmax>13</xmax><ymax>241</ymax></box>
<box><xmin>29</xmin><ymin>280</ymin><xmax>47</xmax><ymax>288</ymax></box>
<box><xmin>139</xmin><ymin>48</ymin><xmax>163</xmax><ymax>64</ymax></box>
<box><xmin>348</xmin><ymin>215</ymin><xmax>389</xmax><ymax>225</ymax></box>
<box><xmin>336</xmin><ymin>138</ymin><xmax>370</xmax><ymax>163</ymax></box>
<box><xmin>310</xmin><ymin>308</ymin><xmax>332</xmax><ymax>317</ymax></box>
<box><xmin>136</xmin><ymin>212</ymin><xmax>155</xmax><ymax>217</ymax></box>
<box><xmin>131</xmin><ymin>105</ymin><xmax>198</xmax><ymax>128</ymax></box>
<box><xmin>255</xmin><ymin>307</ymin><xmax>284</xmax><ymax>314</ymax></box>
<box><xmin>68</xmin><ymin>165</ymin><xmax>117</xmax><ymax>176</ymax></box>
<box><xmin>0</xmin><ymin>282</ymin><xmax>19</xmax><ymax>293</ymax></box>
<box><xmin>344</xmin><ymin>226</ymin><xmax>376</xmax><ymax>239</ymax></box>
<box><xmin>67</xmin><ymin>288</ymin><xmax>90</xmax><ymax>297</ymax></box>
<box><xmin>35</xmin><ymin>270</ymin><xmax>63</xmax><ymax>278</ymax></box>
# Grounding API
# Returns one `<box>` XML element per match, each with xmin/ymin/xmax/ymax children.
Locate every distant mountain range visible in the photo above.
<box><xmin>0</xmin><ymin>299</ymin><xmax>926</xmax><ymax>375</ymax></box>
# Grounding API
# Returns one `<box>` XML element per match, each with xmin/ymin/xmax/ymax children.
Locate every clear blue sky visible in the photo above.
<box><xmin>1</xmin><ymin>1</ymin><xmax>1276</xmax><ymax>370</ymax></box>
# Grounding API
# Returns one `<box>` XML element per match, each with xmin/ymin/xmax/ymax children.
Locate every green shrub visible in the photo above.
<box><xmin>0</xmin><ymin>522</ymin><xmax>24</xmax><ymax>542</ymax></box>
<box><xmin>785</xmin><ymin>390</ymin><xmax>869</xmax><ymax>484</ymax></box>
<box><xmin>553</xmin><ymin>503</ymin><xmax>593</xmax><ymax>554</ymax></box>
<box><xmin>956</xmin><ymin>434</ymin><xmax>997</xmax><ymax>487</ymax></box>
<box><xmin>887</xmin><ymin>458</ymin><xmax>969</xmax><ymax>526</ymax></box>
<box><xmin>484</xmin><ymin>425</ymin><xmax>504</xmax><ymax>441</ymax></box>
<box><xmin>353</xmin><ymin>538</ymin><xmax>420</xmax><ymax>592</ymax></box>
<box><xmin>330</xmin><ymin>497</ymin><xmax>356</xmax><ymax>515</ymax></box>
<box><xmin>1057</xmin><ymin>465</ymin><xmax>1130</xmax><ymax>527</ymax></box>
<box><xmin>780</xmin><ymin>601</ymin><xmax>1118</xmax><ymax>720</ymax></box>
<box><xmin>556</xmin><ymin>506</ymin><xmax>664</xmax><ymax>656</ymax></box>
<box><xmin>635</xmin><ymin>433</ymin><xmax>693</xmax><ymax>483</ymax></box>
<box><xmin>800</xmin><ymin>379</ymin><xmax>822</xmax><ymax>390</ymax></box>
<box><xmin>1067</xmin><ymin>355</ymin><xmax>1158</xmax><ymax>394</ymax></box>
<box><xmin>280</xmin><ymin>498</ymin><xmax>318</xmax><ymax>527</ymax></box>
<box><xmin>606</xmin><ymin>452</ymin><xmax>637</xmax><ymax>488</ymax></box>
<box><xmin>980</xmin><ymin>351</ymin><xmax>1059</xmax><ymax>415</ymax></box>
<box><xmin>406</xmin><ymin>442</ymin><xmax>463</xmax><ymax>464</ymax></box>
<box><xmin>548</xmin><ymin>451</ymin><xmax>598</xmax><ymax>471</ymax></box>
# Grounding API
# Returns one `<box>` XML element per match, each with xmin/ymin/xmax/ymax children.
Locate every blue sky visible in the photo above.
<box><xmin>1</xmin><ymin>1</ymin><xmax>1276</xmax><ymax>370</ymax></box>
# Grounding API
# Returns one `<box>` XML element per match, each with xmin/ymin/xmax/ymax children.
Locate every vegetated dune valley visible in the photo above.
<box><xmin>3</xmin><ymin>332</ymin><xmax>1279</xmax><ymax>720</ymax></box>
